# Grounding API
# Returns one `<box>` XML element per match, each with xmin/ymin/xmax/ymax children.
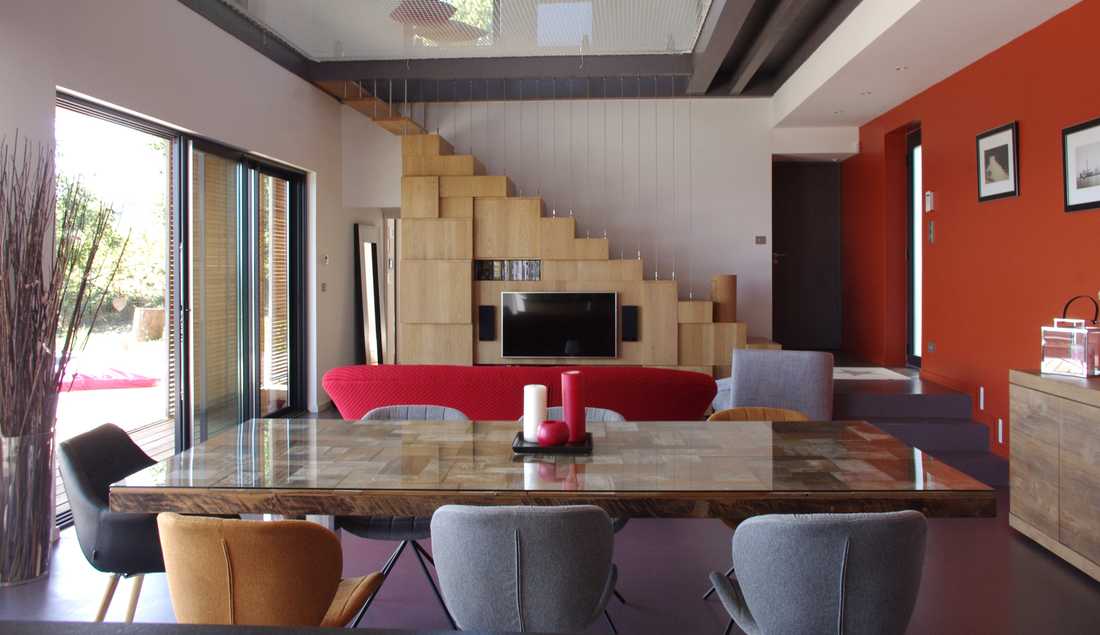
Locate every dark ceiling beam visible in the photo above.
<box><xmin>727</xmin><ymin>0</ymin><xmax>805</xmax><ymax>95</ymax></box>
<box><xmin>761</xmin><ymin>0</ymin><xmax>862</xmax><ymax>94</ymax></box>
<box><xmin>309</xmin><ymin>54</ymin><xmax>693</xmax><ymax>82</ymax></box>
<box><xmin>177</xmin><ymin>0</ymin><xmax>310</xmax><ymax>81</ymax></box>
<box><xmin>686</xmin><ymin>0</ymin><xmax>754</xmax><ymax>95</ymax></box>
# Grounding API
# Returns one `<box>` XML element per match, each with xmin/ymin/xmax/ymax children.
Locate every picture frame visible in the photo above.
<box><xmin>976</xmin><ymin>122</ymin><xmax>1019</xmax><ymax>202</ymax></box>
<box><xmin>1062</xmin><ymin>116</ymin><xmax>1100</xmax><ymax>212</ymax></box>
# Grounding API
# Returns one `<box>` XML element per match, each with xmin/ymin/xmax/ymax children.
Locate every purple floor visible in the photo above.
<box><xmin>3</xmin><ymin>490</ymin><xmax>1100</xmax><ymax>633</ymax></box>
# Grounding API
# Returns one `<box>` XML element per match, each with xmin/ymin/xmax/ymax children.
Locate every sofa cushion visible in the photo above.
<box><xmin>322</xmin><ymin>365</ymin><xmax>716</xmax><ymax>421</ymax></box>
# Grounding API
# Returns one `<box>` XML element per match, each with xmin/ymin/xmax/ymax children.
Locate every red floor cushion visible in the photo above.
<box><xmin>322</xmin><ymin>365</ymin><xmax>716</xmax><ymax>421</ymax></box>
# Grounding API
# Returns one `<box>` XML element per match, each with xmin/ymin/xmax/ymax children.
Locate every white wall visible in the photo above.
<box><xmin>353</xmin><ymin>98</ymin><xmax>775</xmax><ymax>338</ymax></box>
<box><xmin>0</xmin><ymin>0</ymin><xmax>358</xmax><ymax>412</ymax></box>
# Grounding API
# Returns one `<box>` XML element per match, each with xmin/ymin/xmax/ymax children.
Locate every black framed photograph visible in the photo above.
<box><xmin>976</xmin><ymin>122</ymin><xmax>1019</xmax><ymax>202</ymax></box>
<box><xmin>1063</xmin><ymin>116</ymin><xmax>1100</xmax><ymax>212</ymax></box>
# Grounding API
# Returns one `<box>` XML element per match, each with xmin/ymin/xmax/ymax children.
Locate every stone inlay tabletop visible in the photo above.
<box><xmin>110</xmin><ymin>418</ymin><xmax>995</xmax><ymax>519</ymax></box>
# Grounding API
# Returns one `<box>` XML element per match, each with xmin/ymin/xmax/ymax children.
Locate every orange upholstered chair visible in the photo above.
<box><xmin>708</xmin><ymin>407</ymin><xmax>809</xmax><ymax>422</ymax></box>
<box><xmin>157</xmin><ymin>513</ymin><xmax>382</xmax><ymax>627</ymax></box>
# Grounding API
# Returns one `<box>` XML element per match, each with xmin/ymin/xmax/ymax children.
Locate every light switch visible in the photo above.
<box><xmin>754</xmin><ymin>236</ymin><xmax>767</xmax><ymax>245</ymax></box>
<box><xmin>924</xmin><ymin>191</ymin><xmax>934</xmax><ymax>212</ymax></box>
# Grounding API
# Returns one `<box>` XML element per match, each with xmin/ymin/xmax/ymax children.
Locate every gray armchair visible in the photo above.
<box><xmin>709</xmin><ymin>511</ymin><xmax>927</xmax><ymax>635</ymax></box>
<box><xmin>431</xmin><ymin>505</ymin><xmax>618</xmax><ymax>633</ymax></box>
<box><xmin>713</xmin><ymin>350</ymin><xmax>834</xmax><ymax>420</ymax></box>
<box><xmin>339</xmin><ymin>403</ymin><xmax>470</xmax><ymax>628</ymax></box>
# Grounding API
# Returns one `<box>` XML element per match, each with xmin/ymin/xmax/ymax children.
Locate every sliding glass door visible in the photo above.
<box><xmin>188</xmin><ymin>147</ymin><xmax>304</xmax><ymax>445</ymax></box>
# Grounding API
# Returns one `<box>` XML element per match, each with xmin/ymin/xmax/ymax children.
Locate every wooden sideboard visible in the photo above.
<box><xmin>1009</xmin><ymin>369</ymin><xmax>1100</xmax><ymax>581</ymax></box>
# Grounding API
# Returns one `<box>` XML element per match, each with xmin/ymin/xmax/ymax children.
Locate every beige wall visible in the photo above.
<box><xmin>0</xmin><ymin>0</ymin><xmax>362</xmax><ymax>411</ymax></box>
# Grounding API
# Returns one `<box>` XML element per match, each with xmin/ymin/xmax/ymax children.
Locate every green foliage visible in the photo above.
<box><xmin>56</xmin><ymin>175</ymin><xmax>164</xmax><ymax>331</ymax></box>
<box><xmin>448</xmin><ymin>0</ymin><xmax>494</xmax><ymax>31</ymax></box>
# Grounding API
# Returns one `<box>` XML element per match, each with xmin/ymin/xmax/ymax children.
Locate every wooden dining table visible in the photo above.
<box><xmin>110</xmin><ymin>418</ymin><xmax>996</xmax><ymax>521</ymax></box>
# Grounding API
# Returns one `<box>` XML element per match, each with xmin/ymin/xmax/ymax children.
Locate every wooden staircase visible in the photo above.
<box><xmin>321</xmin><ymin>79</ymin><xmax>770</xmax><ymax>374</ymax></box>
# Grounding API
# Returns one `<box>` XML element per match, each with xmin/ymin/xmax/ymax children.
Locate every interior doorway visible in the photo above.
<box><xmin>907</xmin><ymin>128</ymin><xmax>923</xmax><ymax>368</ymax></box>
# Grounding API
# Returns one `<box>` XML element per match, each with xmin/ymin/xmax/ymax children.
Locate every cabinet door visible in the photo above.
<box><xmin>1009</xmin><ymin>385</ymin><xmax>1060</xmax><ymax>537</ymax></box>
<box><xmin>1060</xmin><ymin>397</ymin><xmax>1100</xmax><ymax>564</ymax></box>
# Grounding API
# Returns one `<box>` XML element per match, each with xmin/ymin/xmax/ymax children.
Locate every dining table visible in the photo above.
<box><xmin>110</xmin><ymin>418</ymin><xmax>996</xmax><ymax>520</ymax></box>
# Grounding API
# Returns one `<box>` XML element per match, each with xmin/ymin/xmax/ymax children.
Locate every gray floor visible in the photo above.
<box><xmin>3</xmin><ymin>490</ymin><xmax>1100</xmax><ymax>633</ymax></box>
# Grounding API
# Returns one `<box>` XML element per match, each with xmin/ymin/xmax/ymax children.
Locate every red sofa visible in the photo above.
<box><xmin>322</xmin><ymin>365</ymin><xmax>716</xmax><ymax>421</ymax></box>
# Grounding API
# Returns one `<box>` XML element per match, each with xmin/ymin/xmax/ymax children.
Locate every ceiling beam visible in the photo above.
<box><xmin>686</xmin><ymin>0</ymin><xmax>754</xmax><ymax>95</ymax></box>
<box><xmin>309</xmin><ymin>55</ymin><xmax>693</xmax><ymax>83</ymax></box>
<box><xmin>761</xmin><ymin>0</ymin><xmax>862</xmax><ymax>94</ymax></box>
<box><xmin>177</xmin><ymin>0</ymin><xmax>310</xmax><ymax>81</ymax></box>
<box><xmin>727</xmin><ymin>0</ymin><xmax>805</xmax><ymax>95</ymax></box>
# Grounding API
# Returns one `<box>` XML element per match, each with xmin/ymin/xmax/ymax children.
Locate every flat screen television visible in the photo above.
<box><xmin>501</xmin><ymin>292</ymin><xmax>617</xmax><ymax>358</ymax></box>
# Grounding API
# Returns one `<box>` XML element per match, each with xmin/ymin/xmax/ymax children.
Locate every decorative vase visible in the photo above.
<box><xmin>1</xmin><ymin>431</ymin><xmax>55</xmax><ymax>586</ymax></box>
<box><xmin>536</xmin><ymin>420</ymin><xmax>569</xmax><ymax>447</ymax></box>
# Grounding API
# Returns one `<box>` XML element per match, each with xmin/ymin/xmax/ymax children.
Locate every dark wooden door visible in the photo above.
<box><xmin>772</xmin><ymin>161</ymin><xmax>842</xmax><ymax>351</ymax></box>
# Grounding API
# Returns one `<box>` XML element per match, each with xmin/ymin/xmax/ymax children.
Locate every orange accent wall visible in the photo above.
<box><xmin>842</xmin><ymin>0</ymin><xmax>1100</xmax><ymax>458</ymax></box>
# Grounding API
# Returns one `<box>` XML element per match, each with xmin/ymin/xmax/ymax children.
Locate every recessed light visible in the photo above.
<box><xmin>895</xmin><ymin>65</ymin><xmax>909</xmax><ymax>72</ymax></box>
<box><xmin>859</xmin><ymin>90</ymin><xmax>872</xmax><ymax>96</ymax></box>
<box><xmin>833</xmin><ymin>110</ymin><xmax>844</xmax><ymax>115</ymax></box>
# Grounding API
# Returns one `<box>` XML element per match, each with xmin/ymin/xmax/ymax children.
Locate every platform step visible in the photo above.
<box><xmin>928</xmin><ymin>450</ymin><xmax>1009</xmax><ymax>488</ymax></box>
<box><xmin>869</xmin><ymin>418</ymin><xmax>990</xmax><ymax>453</ymax></box>
<box><xmin>834</xmin><ymin>391</ymin><xmax>972</xmax><ymax>420</ymax></box>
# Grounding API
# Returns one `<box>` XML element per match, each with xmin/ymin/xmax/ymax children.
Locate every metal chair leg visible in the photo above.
<box><xmin>723</xmin><ymin>617</ymin><xmax>734</xmax><ymax>635</ymax></box>
<box><xmin>124</xmin><ymin>574</ymin><xmax>144</xmax><ymax>623</ymax></box>
<box><xmin>95</xmin><ymin>574</ymin><xmax>121</xmax><ymax>622</ymax></box>
<box><xmin>613</xmin><ymin>588</ymin><xmax>627</xmax><ymax>604</ymax></box>
<box><xmin>411</xmin><ymin>540</ymin><xmax>435</xmax><ymax>566</ymax></box>
<box><xmin>411</xmin><ymin>540</ymin><xmax>457</xmax><ymax>629</ymax></box>
<box><xmin>352</xmin><ymin>540</ymin><xmax>408</xmax><ymax>628</ymax></box>
<box><xmin>703</xmin><ymin>564</ymin><xmax>735</xmax><ymax>600</ymax></box>
<box><xmin>604</xmin><ymin>609</ymin><xmax>618</xmax><ymax>634</ymax></box>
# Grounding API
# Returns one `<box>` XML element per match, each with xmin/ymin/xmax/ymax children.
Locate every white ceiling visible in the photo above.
<box><xmin>229</xmin><ymin>0</ymin><xmax>713</xmax><ymax>61</ymax></box>
<box><xmin>775</xmin><ymin>0</ymin><xmax>1080</xmax><ymax>127</ymax></box>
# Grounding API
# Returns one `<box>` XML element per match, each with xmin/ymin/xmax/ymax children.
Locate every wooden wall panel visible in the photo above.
<box><xmin>571</xmin><ymin>238</ymin><xmax>610</xmax><ymax>260</ymax></box>
<box><xmin>439</xmin><ymin>175</ymin><xmax>509</xmax><ymax>198</ymax></box>
<box><xmin>399</xmin><ymin>260</ymin><xmax>472</xmax><ymax>324</ymax></box>
<box><xmin>401</xmin><ymin>176</ymin><xmax>439</xmax><ymax>218</ymax></box>
<box><xmin>398</xmin><ymin>324</ymin><xmax>473</xmax><ymax>364</ymax></box>
<box><xmin>541</xmin><ymin>260</ymin><xmax>643</xmax><ymax>281</ymax></box>
<box><xmin>440</xmin><ymin>197</ymin><xmax>474</xmax><ymax>219</ymax></box>
<box><xmin>642</xmin><ymin>281</ymin><xmax>679</xmax><ymax>366</ymax></box>
<box><xmin>399</xmin><ymin>219</ymin><xmax>472</xmax><ymax>260</ymax></box>
<box><xmin>711</xmin><ymin>322</ymin><xmax>748</xmax><ymax>366</ymax></box>
<box><xmin>473</xmin><ymin>198</ymin><xmax>541</xmax><ymax>258</ymax></box>
<box><xmin>538</xmin><ymin>218</ymin><xmax>576</xmax><ymax>259</ymax></box>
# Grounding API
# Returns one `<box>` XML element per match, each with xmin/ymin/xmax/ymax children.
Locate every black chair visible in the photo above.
<box><xmin>58</xmin><ymin>424</ymin><xmax>164</xmax><ymax>622</ymax></box>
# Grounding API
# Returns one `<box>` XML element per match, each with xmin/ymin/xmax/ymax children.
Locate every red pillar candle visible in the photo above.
<box><xmin>561</xmin><ymin>370</ymin><xmax>585</xmax><ymax>443</ymax></box>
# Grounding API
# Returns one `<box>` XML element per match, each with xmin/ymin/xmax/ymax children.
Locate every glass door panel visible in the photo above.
<box><xmin>257</xmin><ymin>173</ymin><xmax>291</xmax><ymax>416</ymax></box>
<box><xmin>907</xmin><ymin>130</ymin><xmax>923</xmax><ymax>367</ymax></box>
<box><xmin>189</xmin><ymin>149</ymin><xmax>243</xmax><ymax>443</ymax></box>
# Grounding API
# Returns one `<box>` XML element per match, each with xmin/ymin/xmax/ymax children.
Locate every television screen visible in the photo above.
<box><xmin>501</xmin><ymin>292</ymin><xmax>617</xmax><ymax>358</ymax></box>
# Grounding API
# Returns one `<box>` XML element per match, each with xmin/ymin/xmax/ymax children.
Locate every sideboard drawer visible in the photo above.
<box><xmin>1059</xmin><ymin>398</ymin><xmax>1100</xmax><ymax>564</ymax></box>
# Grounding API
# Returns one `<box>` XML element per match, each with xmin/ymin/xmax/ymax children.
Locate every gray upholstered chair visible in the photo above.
<box><xmin>708</xmin><ymin>512</ymin><xmax>927</xmax><ymax>635</ymax></box>
<box><xmin>338</xmin><ymin>404</ymin><xmax>471</xmax><ymax>628</ymax></box>
<box><xmin>712</xmin><ymin>350</ymin><xmax>834</xmax><ymax>420</ymax></box>
<box><xmin>431</xmin><ymin>505</ymin><xmax>619</xmax><ymax>633</ymax></box>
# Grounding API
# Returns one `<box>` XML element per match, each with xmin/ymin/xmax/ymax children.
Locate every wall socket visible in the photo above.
<box><xmin>979</xmin><ymin>386</ymin><xmax>985</xmax><ymax>411</ymax></box>
<box><xmin>754</xmin><ymin>235</ymin><xmax>767</xmax><ymax>245</ymax></box>
<box><xmin>927</xmin><ymin>341</ymin><xmax>936</xmax><ymax>352</ymax></box>
<box><xmin>997</xmin><ymin>418</ymin><xmax>1004</xmax><ymax>444</ymax></box>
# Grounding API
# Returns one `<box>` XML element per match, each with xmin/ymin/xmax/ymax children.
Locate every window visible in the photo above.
<box><xmin>908</xmin><ymin>128</ymin><xmax>923</xmax><ymax>367</ymax></box>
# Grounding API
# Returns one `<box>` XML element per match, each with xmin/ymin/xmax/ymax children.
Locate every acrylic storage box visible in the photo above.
<box><xmin>1041</xmin><ymin>318</ymin><xmax>1100</xmax><ymax>378</ymax></box>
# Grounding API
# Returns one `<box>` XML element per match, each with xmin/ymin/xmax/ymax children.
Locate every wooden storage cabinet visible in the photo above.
<box><xmin>1008</xmin><ymin>370</ymin><xmax>1100</xmax><ymax>582</ymax></box>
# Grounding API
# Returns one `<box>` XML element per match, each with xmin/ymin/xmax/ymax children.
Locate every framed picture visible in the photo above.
<box><xmin>1063</xmin><ymin>116</ymin><xmax>1100</xmax><ymax>212</ymax></box>
<box><xmin>976</xmin><ymin>122</ymin><xmax>1019</xmax><ymax>202</ymax></box>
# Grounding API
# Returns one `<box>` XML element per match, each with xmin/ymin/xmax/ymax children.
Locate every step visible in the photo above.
<box><xmin>439</xmin><ymin>175</ymin><xmax>510</xmax><ymax>198</ymax></box>
<box><xmin>402</xmin><ymin>153</ymin><xmax>482</xmax><ymax>177</ymax></box>
<box><xmin>374</xmin><ymin>117</ymin><xmax>426</xmax><ymax>135</ymax></box>
<box><xmin>869</xmin><ymin>418</ymin><xmax>990</xmax><ymax>453</ymax></box>
<box><xmin>928</xmin><ymin>450</ymin><xmax>1009</xmax><ymax>488</ymax></box>
<box><xmin>833</xmin><ymin>391</ymin><xmax>973</xmax><ymax>421</ymax></box>
<box><xmin>402</xmin><ymin>134</ymin><xmax>453</xmax><ymax>157</ymax></box>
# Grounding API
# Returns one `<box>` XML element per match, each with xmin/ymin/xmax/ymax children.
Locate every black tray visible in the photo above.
<box><xmin>512</xmin><ymin>431</ymin><xmax>593</xmax><ymax>455</ymax></box>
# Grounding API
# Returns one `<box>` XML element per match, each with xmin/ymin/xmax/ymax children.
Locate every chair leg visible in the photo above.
<box><xmin>124</xmin><ymin>574</ymin><xmax>144</xmax><ymax>623</ymax></box>
<box><xmin>411</xmin><ymin>540</ymin><xmax>457</xmax><ymax>630</ymax></box>
<box><xmin>352</xmin><ymin>540</ymin><xmax>408</xmax><ymax>628</ymax></box>
<box><xmin>411</xmin><ymin>540</ymin><xmax>435</xmax><ymax>566</ymax></box>
<box><xmin>702</xmin><ymin>564</ymin><xmax>736</xmax><ymax>600</ymax></box>
<box><xmin>723</xmin><ymin>617</ymin><xmax>734</xmax><ymax>635</ymax></box>
<box><xmin>95</xmin><ymin>574</ymin><xmax>120</xmax><ymax>622</ymax></box>
<box><xmin>604</xmin><ymin>609</ymin><xmax>618</xmax><ymax>634</ymax></box>
<box><xmin>613</xmin><ymin>588</ymin><xmax>627</xmax><ymax>604</ymax></box>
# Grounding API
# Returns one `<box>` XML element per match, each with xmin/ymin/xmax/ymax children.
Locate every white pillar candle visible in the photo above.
<box><xmin>522</xmin><ymin>384</ymin><xmax>547</xmax><ymax>442</ymax></box>
<box><xmin>523</xmin><ymin>462</ymin><xmax>540</xmax><ymax>490</ymax></box>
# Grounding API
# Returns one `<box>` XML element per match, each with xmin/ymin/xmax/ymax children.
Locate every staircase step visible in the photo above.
<box><xmin>403</xmin><ymin>154</ymin><xmax>482</xmax><ymax>177</ymax></box>
<box><xmin>834</xmin><ymin>391</ymin><xmax>972</xmax><ymax>420</ymax></box>
<box><xmin>402</xmin><ymin>134</ymin><xmax>453</xmax><ymax>157</ymax></box>
<box><xmin>374</xmin><ymin>117</ymin><xmax>426</xmax><ymax>135</ymax></box>
<box><xmin>869</xmin><ymin>419</ymin><xmax>990</xmax><ymax>453</ymax></box>
<box><xmin>929</xmin><ymin>451</ymin><xmax>1009</xmax><ymax>488</ymax></box>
